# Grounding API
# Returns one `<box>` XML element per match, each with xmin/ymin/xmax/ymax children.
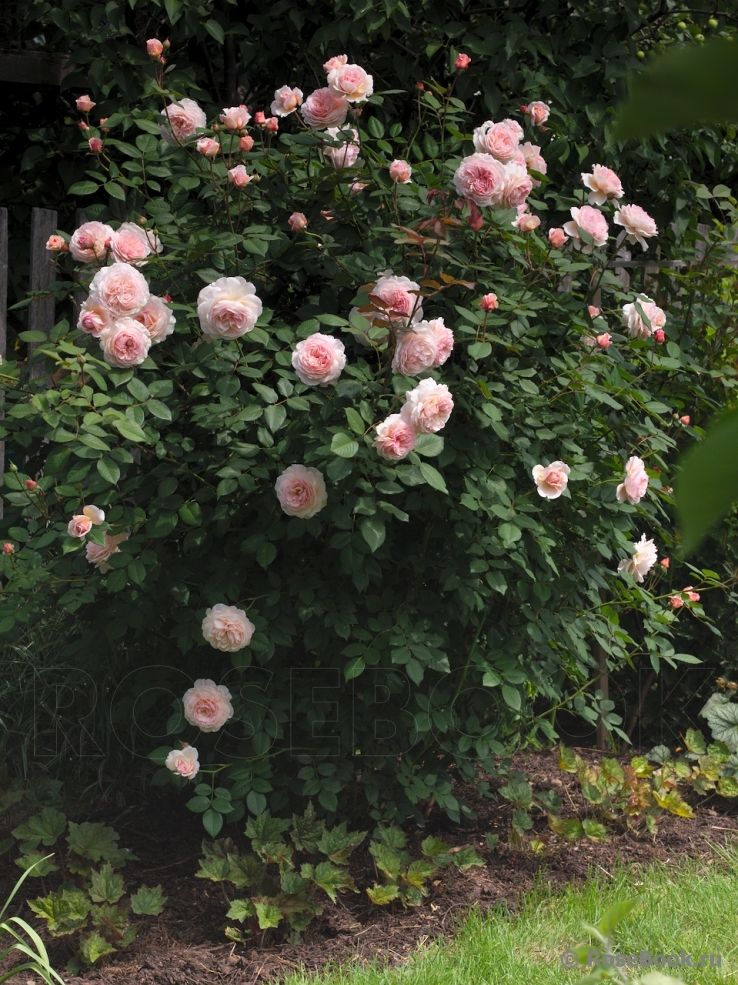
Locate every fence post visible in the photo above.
<box><xmin>28</xmin><ymin>207</ymin><xmax>58</xmax><ymax>379</ymax></box>
<box><xmin>0</xmin><ymin>208</ymin><xmax>7</xmax><ymax>518</ymax></box>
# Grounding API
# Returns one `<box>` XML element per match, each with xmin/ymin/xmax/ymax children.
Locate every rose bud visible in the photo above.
<box><xmin>238</xmin><ymin>134</ymin><xmax>255</xmax><ymax>152</ymax></box>
<box><xmin>88</xmin><ymin>137</ymin><xmax>103</xmax><ymax>153</ymax></box>
<box><xmin>254</xmin><ymin>111</ymin><xmax>266</xmax><ymax>125</ymax></box>
<box><xmin>653</xmin><ymin>328</ymin><xmax>665</xmax><ymax>343</ymax></box>
<box><xmin>289</xmin><ymin>212</ymin><xmax>308</xmax><ymax>232</ymax></box>
<box><xmin>588</xmin><ymin>305</ymin><xmax>600</xmax><ymax>318</ymax></box>
<box><xmin>679</xmin><ymin>415</ymin><xmax>690</xmax><ymax>425</ymax></box>
<box><xmin>147</xmin><ymin>39</ymin><xmax>164</xmax><ymax>58</ymax></box>
<box><xmin>660</xmin><ymin>557</ymin><xmax>670</xmax><ymax>569</ymax></box>
<box><xmin>596</xmin><ymin>333</ymin><xmax>612</xmax><ymax>348</ymax></box>
<box><xmin>196</xmin><ymin>137</ymin><xmax>219</xmax><ymax>157</ymax></box>
<box><xmin>25</xmin><ymin>479</ymin><xmax>38</xmax><ymax>491</ymax></box>
<box><xmin>228</xmin><ymin>164</ymin><xmax>252</xmax><ymax>188</ymax></box>
<box><xmin>455</xmin><ymin>53</ymin><xmax>471</xmax><ymax>70</ymax></box>
<box><xmin>3</xmin><ymin>543</ymin><xmax>14</xmax><ymax>554</ymax></box>
<box><xmin>265</xmin><ymin>116</ymin><xmax>279</xmax><ymax>132</ymax></box>
<box><xmin>548</xmin><ymin>227</ymin><xmax>567</xmax><ymax>248</ymax></box>
<box><xmin>46</xmin><ymin>235</ymin><xmax>68</xmax><ymax>252</ymax></box>
<box><xmin>479</xmin><ymin>293</ymin><xmax>499</xmax><ymax>311</ymax></box>
<box><xmin>76</xmin><ymin>94</ymin><xmax>95</xmax><ymax>113</ymax></box>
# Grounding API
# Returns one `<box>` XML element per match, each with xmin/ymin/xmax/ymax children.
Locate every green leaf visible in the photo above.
<box><xmin>685</xmin><ymin>728</ymin><xmax>707</xmax><ymax>755</ymax></box>
<box><xmin>405</xmin><ymin>857</ymin><xmax>436</xmax><ymax>888</ymax></box>
<box><xmin>582</xmin><ymin>819</ymin><xmax>610</xmax><ymax>843</ymax></box>
<box><xmin>675</xmin><ymin>408</ymin><xmax>738</xmax><ymax>553</ymax></box>
<box><xmin>331</xmin><ymin>431</ymin><xmax>359</xmax><ymax>458</ymax></box>
<box><xmin>69</xmin><ymin>180</ymin><xmax>101</xmax><ymax>195</ymax></box>
<box><xmin>14</xmin><ymin>853</ymin><xmax>58</xmax><ymax>877</ymax></box>
<box><xmin>195</xmin><ymin>856</ymin><xmax>231</xmax><ymax>882</ymax></box>
<box><xmin>345</xmin><ymin>407</ymin><xmax>365</xmax><ymax>435</ymax></box>
<box><xmin>113</xmin><ymin>418</ymin><xmax>147</xmax><ymax>443</ymax></box>
<box><xmin>12</xmin><ymin>807</ymin><xmax>67</xmax><ymax>850</ymax></box>
<box><xmin>316</xmin><ymin>822</ymin><xmax>366</xmax><ymax>864</ymax></box>
<box><xmin>89</xmin><ymin>862</ymin><xmax>125</xmax><ymax>904</ymax></box>
<box><xmin>344</xmin><ymin>656</ymin><xmax>365</xmax><ymax>681</ymax></box>
<box><xmin>501</xmin><ymin>684</ymin><xmax>521</xmax><ymax>711</ymax></box>
<box><xmin>204</xmin><ymin>18</ymin><xmax>225</xmax><ymax>43</ymax></box>
<box><xmin>97</xmin><ymin>458</ymin><xmax>120</xmax><ymax>485</ymax></box>
<box><xmin>227</xmin><ymin>898</ymin><xmax>255</xmax><ymax>922</ymax></box>
<box><xmin>451</xmin><ymin>847</ymin><xmax>485</xmax><ymax>871</ymax></box>
<box><xmin>367</xmin><ymin>116</ymin><xmax>385</xmax><ymax>139</ymax></box>
<box><xmin>105</xmin><ymin>181</ymin><xmax>126</xmax><ymax>201</ymax></box>
<box><xmin>147</xmin><ymin>399</ymin><xmax>173</xmax><ymax>421</ymax></box>
<box><xmin>29</xmin><ymin>887</ymin><xmax>91</xmax><ymax>936</ymax></box>
<box><xmin>309</xmin><ymin>860</ymin><xmax>353</xmax><ymax>902</ymax></box>
<box><xmin>366</xmin><ymin>883</ymin><xmax>400</xmax><ymax>905</ymax></box>
<box><xmin>66</xmin><ymin>821</ymin><xmax>119</xmax><ymax>862</ymax></box>
<box><xmin>418</xmin><ymin>462</ymin><xmax>448</xmax><ymax>494</ymax></box>
<box><xmin>704</xmin><ymin>701</ymin><xmax>738</xmax><ymax>752</ymax></box>
<box><xmin>79</xmin><ymin>931</ymin><xmax>117</xmax><ymax>965</ymax></box>
<box><xmin>291</xmin><ymin>802</ymin><xmax>325</xmax><ymax>854</ymax></box>
<box><xmin>414</xmin><ymin>433</ymin><xmax>444</xmax><ymax>457</ymax></box>
<box><xmin>130</xmin><ymin>885</ymin><xmax>167</xmax><ymax>916</ymax></box>
<box><xmin>254</xmin><ymin>900</ymin><xmax>283</xmax><ymax>929</ymax></box>
<box><xmin>203</xmin><ymin>809</ymin><xmax>223</xmax><ymax>837</ymax></box>
<box><xmin>597</xmin><ymin>900</ymin><xmax>636</xmax><ymax>936</ymax></box>
<box><xmin>361</xmin><ymin>516</ymin><xmax>386</xmax><ymax>553</ymax></box>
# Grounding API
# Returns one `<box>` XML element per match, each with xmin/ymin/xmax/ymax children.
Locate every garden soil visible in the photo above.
<box><xmin>2</xmin><ymin>748</ymin><xmax>737</xmax><ymax>985</ymax></box>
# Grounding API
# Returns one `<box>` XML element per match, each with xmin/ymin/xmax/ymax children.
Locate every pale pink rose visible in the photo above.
<box><xmin>82</xmin><ymin>505</ymin><xmax>105</xmax><ymax>525</ymax></box>
<box><xmin>401</xmin><ymin>378</ymin><xmax>454</xmax><ymax>434</ymax></box>
<box><xmin>685</xmin><ymin>588</ymin><xmax>700</xmax><ymax>602</ymax></box>
<box><xmin>679</xmin><ymin>415</ymin><xmax>690</xmax><ymax>425</ymax></box>
<box><xmin>46</xmin><ymin>235</ymin><xmax>68</xmax><ymax>252</ymax></box>
<box><xmin>228</xmin><ymin>164</ymin><xmax>252</xmax><ymax>188</ymax></box>
<box><xmin>110</xmin><ymin>222</ymin><xmax>161</xmax><ymax>266</ymax></box>
<box><xmin>621</xmin><ymin>296</ymin><xmax>666</xmax><ymax>340</ymax></box>
<box><xmin>324</xmin><ymin>126</ymin><xmax>360</xmax><ymax>168</ymax></box>
<box><xmin>616</xmin><ymin>455</ymin><xmax>649</xmax><ymax>505</ymax></box>
<box><xmin>197</xmin><ymin>276</ymin><xmax>262</xmax><ymax>340</ymax></box>
<box><xmin>301</xmin><ymin>88</ymin><xmax>349</xmax><ymax>129</ymax></box>
<box><xmin>389</xmin><ymin>159</ymin><xmax>412</xmax><ymax>184</ymax></box>
<box><xmin>146</xmin><ymin>38</ymin><xmax>164</xmax><ymax>58</ymax></box>
<box><xmin>271</xmin><ymin>85</ymin><xmax>304</xmax><ymax>117</ymax></box>
<box><xmin>429</xmin><ymin>318</ymin><xmax>454</xmax><ymax>366</ymax></box>
<box><xmin>520</xmin><ymin>142</ymin><xmax>547</xmax><ymax>183</ymax></box>
<box><xmin>617</xmin><ymin>533</ymin><xmax>657</xmax><ymax>583</ymax></box>
<box><xmin>392</xmin><ymin>323</ymin><xmax>439</xmax><ymax>376</ymax></box>
<box><xmin>532</xmin><ymin>461</ymin><xmax>570</xmax><ymax>500</ymax></box>
<box><xmin>596</xmin><ymin>333</ymin><xmax>612</xmax><ymax>348</ymax></box>
<box><xmin>453</xmin><ymin>153</ymin><xmax>508</xmax><ymax>208</ymax></box>
<box><xmin>201</xmin><ymin>605</ymin><xmax>254</xmax><ymax>653</ymax></box>
<box><xmin>327</xmin><ymin>63</ymin><xmax>373</xmax><ymax>102</ymax></box>
<box><xmin>162</xmin><ymin>97</ymin><xmax>207</xmax><ymax>143</ymax></box>
<box><xmin>77</xmin><ymin>298</ymin><xmax>114</xmax><ymax>337</ymax></box>
<box><xmin>548</xmin><ymin>227</ymin><xmax>567</xmax><ymax>248</ymax></box>
<box><xmin>275</xmin><ymin>464</ymin><xmax>327</xmax><ymax>518</ymax></box>
<box><xmin>239</xmin><ymin>134</ymin><xmax>255</xmax><ymax>152</ymax></box>
<box><xmin>374</xmin><ymin>414</ymin><xmax>417</xmax><ymax>460</ymax></box>
<box><xmin>99</xmin><ymin>318</ymin><xmax>152</xmax><ymax>368</ymax></box>
<box><xmin>653</xmin><ymin>328</ymin><xmax>665</xmax><ymax>343</ymax></box>
<box><xmin>350</xmin><ymin>182</ymin><xmax>367</xmax><ymax>195</ymax></box>
<box><xmin>323</xmin><ymin>55</ymin><xmax>348</xmax><ymax>73</ymax></box>
<box><xmin>88</xmin><ymin>137</ymin><xmax>103</xmax><ymax>154</ymax></box>
<box><xmin>220</xmin><ymin>104</ymin><xmax>250</xmax><ymax>130</ymax></box>
<box><xmin>588</xmin><ymin>305</ymin><xmax>601</xmax><ymax>318</ymax></box>
<box><xmin>292</xmin><ymin>333</ymin><xmax>346</xmax><ymax>386</ymax></box>
<box><xmin>563</xmin><ymin>206</ymin><xmax>608</xmax><ymax>254</ymax></box>
<box><xmin>288</xmin><ymin>212</ymin><xmax>307</xmax><ymax>232</ymax></box>
<box><xmin>660</xmin><ymin>557</ymin><xmax>670</xmax><ymax>569</ymax></box>
<box><xmin>2</xmin><ymin>543</ymin><xmax>13</xmax><ymax>555</ymax></box>
<box><xmin>472</xmin><ymin>120</ymin><xmax>522</xmax><ymax>162</ymax></box>
<box><xmin>455</xmin><ymin>53</ymin><xmax>471</xmax><ymax>70</ymax></box>
<box><xmin>254</xmin><ymin>112</ymin><xmax>266</xmax><ymax>125</ymax></box>
<box><xmin>70</xmin><ymin>221</ymin><xmax>115</xmax><ymax>263</ymax></box>
<box><xmin>669</xmin><ymin>596</ymin><xmax>684</xmax><ymax>609</ymax></box>
<box><xmin>89</xmin><ymin>262</ymin><xmax>150</xmax><ymax>317</ymax></box>
<box><xmin>526</xmin><ymin>100</ymin><xmax>550</xmax><ymax>125</ymax></box>
<box><xmin>196</xmin><ymin>137</ymin><xmax>219</xmax><ymax>157</ymax></box>
<box><xmin>360</xmin><ymin>271</ymin><xmax>423</xmax><ymax>328</ymax></box>
<box><xmin>165</xmin><ymin>745</ymin><xmax>199</xmax><ymax>779</ymax></box>
<box><xmin>183</xmin><ymin>677</ymin><xmax>235</xmax><ymax>728</ymax></box>
<box><xmin>76</xmin><ymin>94</ymin><xmax>95</xmax><ymax>113</ymax></box>
<box><xmin>67</xmin><ymin>515</ymin><xmax>92</xmax><ymax>538</ymax></box>
<box><xmin>582</xmin><ymin>164</ymin><xmax>623</xmax><ymax>206</ymax></box>
<box><xmin>85</xmin><ymin>531</ymin><xmax>128</xmax><ymax>572</ymax></box>
<box><xmin>515</xmin><ymin>212</ymin><xmax>540</xmax><ymax>232</ymax></box>
<box><xmin>480</xmin><ymin>293</ymin><xmax>499</xmax><ymax>311</ymax></box>
<box><xmin>134</xmin><ymin>296</ymin><xmax>175</xmax><ymax>344</ymax></box>
<box><xmin>614</xmin><ymin>204</ymin><xmax>658</xmax><ymax>250</ymax></box>
<box><xmin>501</xmin><ymin>163</ymin><xmax>533</xmax><ymax>209</ymax></box>
<box><xmin>265</xmin><ymin>117</ymin><xmax>279</xmax><ymax>132</ymax></box>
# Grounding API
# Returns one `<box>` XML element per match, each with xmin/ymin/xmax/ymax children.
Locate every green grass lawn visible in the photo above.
<box><xmin>284</xmin><ymin>843</ymin><xmax>738</xmax><ymax>984</ymax></box>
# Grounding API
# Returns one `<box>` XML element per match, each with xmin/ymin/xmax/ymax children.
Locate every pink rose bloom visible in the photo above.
<box><xmin>685</xmin><ymin>588</ymin><xmax>700</xmax><ymax>602</ymax></box>
<box><xmin>616</xmin><ymin>455</ymin><xmax>649</xmax><ymax>505</ymax></box>
<box><xmin>134</xmin><ymin>296</ymin><xmax>175</xmax><ymax>344</ymax></box>
<box><xmin>77</xmin><ymin>297</ymin><xmax>114</xmax><ymax>337</ymax></box>
<box><xmin>389</xmin><ymin>159</ymin><xmax>412</xmax><ymax>184</ymax></box>
<box><xmin>653</xmin><ymin>328</ymin><xmax>665</xmax><ymax>343</ymax></box>
<box><xmin>70</xmin><ymin>220</ymin><xmax>114</xmax><ymax>263</ymax></box>
<box><xmin>301</xmin><ymin>87</ymin><xmax>349</xmax><ymax>129</ymax></box>
<box><xmin>327</xmin><ymin>63</ymin><xmax>373</xmax><ymax>102</ymax></box>
<box><xmin>515</xmin><ymin>212</ymin><xmax>540</xmax><ymax>232</ymax></box>
<box><xmin>520</xmin><ymin>142</ymin><xmax>547</xmax><ymax>184</ymax></box>
<box><xmin>146</xmin><ymin>39</ymin><xmax>164</xmax><ymax>58</ymax></box>
<box><xmin>165</xmin><ymin>746</ymin><xmax>199</xmax><ymax>779</ymax></box>
<box><xmin>582</xmin><ymin>164</ymin><xmax>623</xmax><ymax>206</ymax></box>
<box><xmin>197</xmin><ymin>276</ymin><xmax>262</xmax><ymax>340</ymax></box>
<box><xmin>110</xmin><ymin>222</ymin><xmax>161</xmax><ymax>266</ymax></box>
<box><xmin>292</xmin><ymin>333</ymin><xmax>346</xmax><ymax>386</ymax></box>
<box><xmin>501</xmin><ymin>163</ymin><xmax>533</xmax><ymax>209</ymax></box>
<box><xmin>563</xmin><ymin>205</ymin><xmax>608</xmax><ymax>254</ymax></box>
<box><xmin>525</xmin><ymin>101</ymin><xmax>550</xmax><ymax>125</ymax></box>
<box><xmin>162</xmin><ymin>97</ymin><xmax>207</xmax><ymax>143</ymax></box>
<box><xmin>196</xmin><ymin>137</ymin><xmax>219</xmax><ymax>157</ymax></box>
<box><xmin>480</xmin><ymin>293</ymin><xmax>499</xmax><ymax>311</ymax></box>
<box><xmin>323</xmin><ymin>54</ymin><xmax>348</xmax><ymax>73</ymax></box>
<box><xmin>46</xmin><ymin>235</ymin><xmax>68</xmax><ymax>252</ymax></box>
<box><xmin>89</xmin><ymin>262</ymin><xmax>149</xmax><ymax>317</ymax></box>
<box><xmin>455</xmin><ymin>53</ymin><xmax>471</xmax><ymax>70</ymax></box>
<box><xmin>183</xmin><ymin>677</ymin><xmax>235</xmax><ymax>728</ymax></box>
<box><xmin>76</xmin><ymin>94</ymin><xmax>95</xmax><ymax>112</ymax></box>
<box><xmin>99</xmin><ymin>318</ymin><xmax>152</xmax><ymax>368</ymax></box>
<box><xmin>660</xmin><ymin>557</ymin><xmax>670</xmax><ymax>569</ymax></box>
<box><xmin>363</xmin><ymin>271</ymin><xmax>423</xmax><ymax>327</ymax></box>
<box><xmin>588</xmin><ymin>305</ymin><xmax>601</xmax><ymax>318</ymax></box>
<box><xmin>392</xmin><ymin>322</ymin><xmax>439</xmax><ymax>376</ymax></box>
<box><xmin>548</xmin><ymin>227</ymin><xmax>567</xmax><ymax>248</ymax></box>
<box><xmin>275</xmin><ymin>464</ymin><xmax>327</xmax><ymax>518</ymax></box>
<box><xmin>265</xmin><ymin>117</ymin><xmax>279</xmax><ymax>132</ymax></box>
<box><xmin>401</xmin><ymin>378</ymin><xmax>454</xmax><ymax>434</ymax></box>
<box><xmin>614</xmin><ymin>204</ymin><xmax>658</xmax><ymax>250</ymax></box>
<box><xmin>324</xmin><ymin>126</ymin><xmax>360</xmax><ymax>168</ymax></box>
<box><xmin>2</xmin><ymin>543</ymin><xmax>13</xmax><ymax>555</ymax></box>
<box><xmin>617</xmin><ymin>533</ymin><xmax>658</xmax><ymax>583</ymax></box>
<box><xmin>374</xmin><ymin>414</ymin><xmax>417</xmax><ymax>460</ymax></box>
<box><xmin>239</xmin><ymin>134</ymin><xmax>254</xmax><ymax>152</ymax></box>
<box><xmin>350</xmin><ymin>182</ymin><xmax>367</xmax><ymax>195</ymax></box>
<box><xmin>680</xmin><ymin>415</ymin><xmax>690</xmax><ymax>425</ymax></box>
<box><xmin>219</xmin><ymin>104</ymin><xmax>251</xmax><ymax>130</ymax></box>
<box><xmin>228</xmin><ymin>164</ymin><xmax>252</xmax><ymax>188</ymax></box>
<box><xmin>85</xmin><ymin>531</ymin><xmax>128</xmax><ymax>572</ymax></box>
<box><xmin>88</xmin><ymin>137</ymin><xmax>103</xmax><ymax>154</ymax></box>
<box><xmin>254</xmin><ymin>111</ymin><xmax>266</xmax><ymax>125</ymax></box>
<box><xmin>201</xmin><ymin>605</ymin><xmax>255</xmax><ymax>653</ymax></box>
<box><xmin>288</xmin><ymin>212</ymin><xmax>308</xmax><ymax>232</ymax></box>
<box><xmin>67</xmin><ymin>503</ymin><xmax>105</xmax><ymax>538</ymax></box>
<box><xmin>596</xmin><ymin>333</ymin><xmax>612</xmax><ymax>348</ymax></box>
<box><xmin>621</xmin><ymin>296</ymin><xmax>666</xmax><ymax>340</ymax></box>
<box><xmin>669</xmin><ymin>596</ymin><xmax>684</xmax><ymax>609</ymax></box>
<box><xmin>429</xmin><ymin>318</ymin><xmax>454</xmax><ymax>366</ymax></box>
<box><xmin>532</xmin><ymin>461</ymin><xmax>570</xmax><ymax>500</ymax></box>
<box><xmin>271</xmin><ymin>85</ymin><xmax>303</xmax><ymax>117</ymax></box>
<box><xmin>453</xmin><ymin>153</ymin><xmax>508</xmax><ymax>208</ymax></box>
<box><xmin>472</xmin><ymin>120</ymin><xmax>522</xmax><ymax>162</ymax></box>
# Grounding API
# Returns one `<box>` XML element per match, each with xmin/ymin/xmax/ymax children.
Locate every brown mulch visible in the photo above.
<box><xmin>2</xmin><ymin>747</ymin><xmax>738</xmax><ymax>985</ymax></box>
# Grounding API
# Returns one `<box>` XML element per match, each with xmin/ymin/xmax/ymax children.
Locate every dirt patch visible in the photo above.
<box><xmin>2</xmin><ymin>748</ymin><xmax>737</xmax><ymax>984</ymax></box>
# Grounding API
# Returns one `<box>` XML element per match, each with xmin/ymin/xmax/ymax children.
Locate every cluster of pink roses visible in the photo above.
<box><xmin>66</xmin><ymin>503</ymin><xmax>129</xmax><ymax>572</ymax></box>
<box><xmin>165</xmin><ymin>677</ymin><xmax>236</xmax><ymax>780</ymax></box>
<box><xmin>299</xmin><ymin>55</ymin><xmax>373</xmax><ymax>131</ymax></box>
<box><xmin>669</xmin><ymin>586</ymin><xmax>700</xmax><ymax>609</ymax></box>
<box><xmin>374</xmin><ymin>378</ymin><xmax>454</xmax><ymax>460</ymax></box>
<box><xmin>621</xmin><ymin>295</ymin><xmax>666</xmax><ymax>340</ymax></box>
<box><xmin>453</xmin><ymin>117</ymin><xmax>541</xmax><ymax>214</ymax></box>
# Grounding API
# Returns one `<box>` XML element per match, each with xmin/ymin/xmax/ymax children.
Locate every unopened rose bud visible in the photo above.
<box><xmin>588</xmin><ymin>305</ymin><xmax>600</xmax><ymax>318</ymax></box>
<box><xmin>596</xmin><ymin>333</ymin><xmax>612</xmax><ymax>348</ymax></box>
<box><xmin>138</xmin><ymin>216</ymin><xmax>147</xmax><ymax>224</ymax></box>
<box><xmin>46</xmin><ymin>235</ymin><xmax>68</xmax><ymax>252</ymax></box>
<box><xmin>25</xmin><ymin>479</ymin><xmax>38</xmax><ymax>491</ymax></box>
<box><xmin>212</xmin><ymin>123</ymin><xmax>220</xmax><ymax>132</ymax></box>
<box><xmin>265</xmin><ymin>116</ymin><xmax>279</xmax><ymax>132</ymax></box>
<box><xmin>660</xmin><ymin>557</ymin><xmax>670</xmax><ymax>569</ymax></box>
<box><xmin>228</xmin><ymin>164</ymin><xmax>252</xmax><ymax>188</ymax></box>
<box><xmin>687</xmin><ymin>590</ymin><xmax>700</xmax><ymax>602</ymax></box>
<box><xmin>88</xmin><ymin>137</ymin><xmax>103</xmax><ymax>153</ymax></box>
<box><xmin>669</xmin><ymin>595</ymin><xmax>684</xmax><ymax>609</ymax></box>
<box><xmin>416</xmin><ymin>81</ymin><xmax>425</xmax><ymax>90</ymax></box>
<box><xmin>196</xmin><ymin>137</ymin><xmax>219</xmax><ymax>157</ymax></box>
<box><xmin>653</xmin><ymin>328</ymin><xmax>665</xmax><ymax>343</ymax></box>
<box><xmin>254</xmin><ymin>111</ymin><xmax>266</xmax><ymax>125</ymax></box>
<box><xmin>515</xmin><ymin>212</ymin><xmax>540</xmax><ymax>232</ymax></box>
<box><xmin>238</xmin><ymin>134</ymin><xmax>254</xmax><ymax>152</ymax></box>
<box><xmin>99</xmin><ymin>117</ymin><xmax>108</xmax><ymax>126</ymax></box>
<box><xmin>76</xmin><ymin>94</ymin><xmax>95</xmax><ymax>113</ymax></box>
<box><xmin>288</xmin><ymin>212</ymin><xmax>307</xmax><ymax>232</ymax></box>
<box><xmin>679</xmin><ymin>415</ymin><xmax>690</xmax><ymax>425</ymax></box>
<box><xmin>163</xmin><ymin>294</ymin><xmax>172</xmax><ymax>302</ymax></box>
<box><xmin>162</xmin><ymin>39</ymin><xmax>171</xmax><ymax>49</ymax></box>
<box><xmin>147</xmin><ymin>38</ymin><xmax>164</xmax><ymax>58</ymax></box>
<box><xmin>3</xmin><ymin>543</ymin><xmax>14</xmax><ymax>555</ymax></box>
<box><xmin>160</xmin><ymin>57</ymin><xmax>167</xmax><ymax>65</ymax></box>
<box><xmin>455</xmin><ymin>53</ymin><xmax>471</xmax><ymax>70</ymax></box>
<box><xmin>480</xmin><ymin>293</ymin><xmax>499</xmax><ymax>311</ymax></box>
<box><xmin>350</xmin><ymin>182</ymin><xmax>367</xmax><ymax>195</ymax></box>
<box><xmin>78</xmin><ymin>121</ymin><xmax>89</xmax><ymax>131</ymax></box>
<box><xmin>548</xmin><ymin>227</ymin><xmax>567</xmax><ymax>248</ymax></box>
